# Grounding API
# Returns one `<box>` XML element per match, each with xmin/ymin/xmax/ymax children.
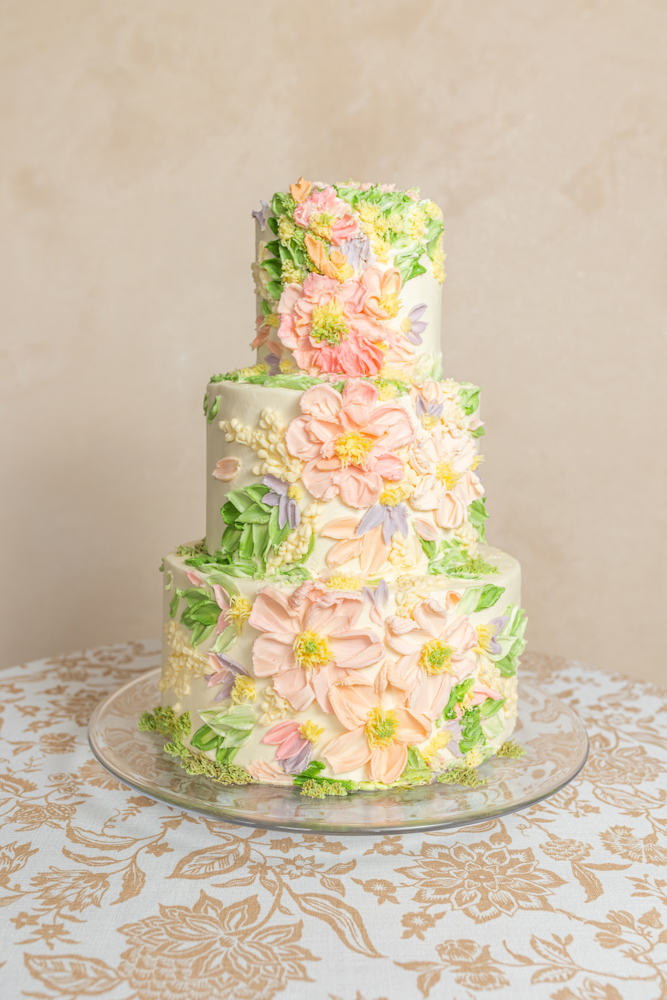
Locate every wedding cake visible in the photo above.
<box><xmin>144</xmin><ymin>178</ymin><xmax>527</xmax><ymax>796</ymax></box>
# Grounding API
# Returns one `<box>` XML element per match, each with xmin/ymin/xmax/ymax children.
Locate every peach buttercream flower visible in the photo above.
<box><xmin>248</xmin><ymin>581</ymin><xmax>383</xmax><ymax>713</ymax></box>
<box><xmin>361</xmin><ymin>265</ymin><xmax>402</xmax><ymax>320</ymax></box>
<box><xmin>277</xmin><ymin>272</ymin><xmax>385</xmax><ymax>376</ymax></box>
<box><xmin>321</xmin><ymin>672</ymin><xmax>430</xmax><ymax>783</ymax></box>
<box><xmin>409</xmin><ymin>427</ymin><xmax>484</xmax><ymax>528</ymax></box>
<box><xmin>293</xmin><ymin>185</ymin><xmax>355</xmax><ymax>233</ymax></box>
<box><xmin>385</xmin><ymin>599</ymin><xmax>477</xmax><ymax>719</ymax></box>
<box><xmin>285</xmin><ymin>380</ymin><xmax>414</xmax><ymax>509</ymax></box>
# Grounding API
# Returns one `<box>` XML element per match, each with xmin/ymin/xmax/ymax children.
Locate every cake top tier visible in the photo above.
<box><xmin>252</xmin><ymin>178</ymin><xmax>445</xmax><ymax>384</ymax></box>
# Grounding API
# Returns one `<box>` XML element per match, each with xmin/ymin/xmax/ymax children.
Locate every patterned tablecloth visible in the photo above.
<box><xmin>2</xmin><ymin>643</ymin><xmax>667</xmax><ymax>1000</ymax></box>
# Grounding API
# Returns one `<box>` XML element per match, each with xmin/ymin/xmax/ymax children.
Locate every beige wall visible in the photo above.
<box><xmin>2</xmin><ymin>1</ymin><xmax>666</xmax><ymax>680</ymax></box>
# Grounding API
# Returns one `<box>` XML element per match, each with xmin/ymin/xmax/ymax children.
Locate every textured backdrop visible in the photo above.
<box><xmin>1</xmin><ymin>1</ymin><xmax>665</xmax><ymax>678</ymax></box>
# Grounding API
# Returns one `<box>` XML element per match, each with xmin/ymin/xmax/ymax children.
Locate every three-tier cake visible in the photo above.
<box><xmin>144</xmin><ymin>178</ymin><xmax>527</xmax><ymax>796</ymax></box>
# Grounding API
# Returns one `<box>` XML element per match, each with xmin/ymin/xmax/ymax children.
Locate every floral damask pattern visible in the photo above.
<box><xmin>3</xmin><ymin>642</ymin><xmax>667</xmax><ymax>998</ymax></box>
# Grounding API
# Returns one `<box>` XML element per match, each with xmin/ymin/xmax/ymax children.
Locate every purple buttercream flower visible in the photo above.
<box><xmin>251</xmin><ymin>200</ymin><xmax>270</xmax><ymax>230</ymax></box>
<box><xmin>414</xmin><ymin>394</ymin><xmax>444</xmax><ymax>423</ymax></box>
<box><xmin>261</xmin><ymin>475</ymin><xmax>301</xmax><ymax>530</ymax></box>
<box><xmin>363</xmin><ymin>579</ymin><xmax>389</xmax><ymax>626</ymax></box>
<box><xmin>483</xmin><ymin>617</ymin><xmax>509</xmax><ymax>656</ymax></box>
<box><xmin>402</xmin><ymin>303</ymin><xmax>428</xmax><ymax>345</ymax></box>
<box><xmin>356</xmin><ymin>502</ymin><xmax>409</xmax><ymax>547</ymax></box>
<box><xmin>264</xmin><ymin>353</ymin><xmax>281</xmax><ymax>376</ymax></box>
<box><xmin>340</xmin><ymin>234</ymin><xmax>374</xmax><ymax>271</ymax></box>
<box><xmin>205</xmin><ymin>652</ymin><xmax>249</xmax><ymax>703</ymax></box>
<box><xmin>441</xmin><ymin>718</ymin><xmax>464</xmax><ymax>758</ymax></box>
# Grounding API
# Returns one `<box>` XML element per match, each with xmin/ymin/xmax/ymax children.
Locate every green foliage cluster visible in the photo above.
<box><xmin>293</xmin><ymin>760</ymin><xmax>357</xmax><ymax>797</ymax></box>
<box><xmin>496</xmin><ymin>740</ymin><xmax>526</xmax><ymax>758</ymax></box>
<box><xmin>458</xmin><ymin>385</ymin><xmax>481</xmax><ymax>415</ymax></box>
<box><xmin>437</xmin><ymin>764</ymin><xmax>488</xmax><ymax>789</ymax></box>
<box><xmin>137</xmin><ymin>706</ymin><xmax>254</xmax><ymax>785</ymax></box>
<box><xmin>419</xmin><ymin>537</ymin><xmax>499</xmax><ymax>580</ymax></box>
<box><xmin>395</xmin><ymin>747</ymin><xmax>434</xmax><ymax>787</ymax></box>
<box><xmin>467</xmin><ymin>498</ymin><xmax>489</xmax><ymax>543</ymax></box>
<box><xmin>489</xmin><ymin>606</ymin><xmax>529</xmax><ymax>677</ymax></box>
<box><xmin>168</xmin><ymin>586</ymin><xmax>228</xmax><ymax>649</ymax></box>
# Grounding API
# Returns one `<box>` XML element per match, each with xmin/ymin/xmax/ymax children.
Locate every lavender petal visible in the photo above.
<box><xmin>415</xmin><ymin>396</ymin><xmax>426</xmax><ymax>418</ymax></box>
<box><xmin>282</xmin><ymin>742</ymin><xmax>314</xmax><ymax>774</ymax></box>
<box><xmin>251</xmin><ymin>200</ymin><xmax>269</xmax><ymax>230</ymax></box>
<box><xmin>278</xmin><ymin>494</ymin><xmax>289</xmax><ymax>530</ymax></box>
<box><xmin>382</xmin><ymin>507</ymin><xmax>396</xmax><ymax>547</ymax></box>
<box><xmin>287</xmin><ymin>498</ymin><xmax>301</xmax><ymax>530</ymax></box>
<box><xmin>394</xmin><ymin>503</ymin><xmax>409</xmax><ymax>538</ymax></box>
<box><xmin>376</xmin><ymin>578</ymin><xmax>389</xmax><ymax>608</ymax></box>
<box><xmin>408</xmin><ymin>303</ymin><xmax>428</xmax><ymax>321</ymax></box>
<box><xmin>411</xmin><ymin>319</ymin><xmax>428</xmax><ymax>335</ymax></box>
<box><xmin>405</xmin><ymin>329</ymin><xmax>423</xmax><ymax>345</ymax></box>
<box><xmin>262</xmin><ymin>491</ymin><xmax>281</xmax><ymax>507</ymax></box>
<box><xmin>356</xmin><ymin>504</ymin><xmax>385</xmax><ymax>537</ymax></box>
<box><xmin>262</xmin><ymin>474</ymin><xmax>289</xmax><ymax>495</ymax></box>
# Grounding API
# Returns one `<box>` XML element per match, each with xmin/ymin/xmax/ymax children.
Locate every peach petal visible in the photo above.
<box><xmin>272</xmin><ymin>667</ymin><xmax>315</xmax><ymax>712</ymax></box>
<box><xmin>329</xmin><ymin>677</ymin><xmax>378</xmax><ymax>729</ymax></box>
<box><xmin>359</xmin><ymin>526</ymin><xmax>390</xmax><ymax>575</ymax></box>
<box><xmin>290</xmin><ymin>176</ymin><xmax>313</xmax><ymax>203</ymax></box>
<box><xmin>326</xmin><ymin>537</ymin><xmax>363</xmax><ymax>569</ymax></box>
<box><xmin>245</xmin><ymin>759</ymin><xmax>293</xmax><ymax>785</ymax></box>
<box><xmin>320</xmin><ymin>516</ymin><xmax>361</xmax><ymax>540</ymax></box>
<box><xmin>251</xmin><ymin>634</ymin><xmax>296</xmax><ymax>677</ymax></box>
<box><xmin>338</xmin><ymin>467</ymin><xmax>383</xmax><ymax>509</ymax></box>
<box><xmin>301</xmin><ymin>460</ymin><xmax>343</xmax><ymax>501</ymax></box>
<box><xmin>328</xmin><ymin>631</ymin><xmax>384</xmax><ymax>669</ymax></box>
<box><xmin>412</xmin><ymin>599</ymin><xmax>449</xmax><ymax>639</ymax></box>
<box><xmin>436</xmin><ymin>490</ymin><xmax>467</xmax><ymax>529</ymax></box>
<box><xmin>300</xmin><ymin>383</ymin><xmax>343</xmax><ymax>421</ymax></box>
<box><xmin>369</xmin><ymin>742</ymin><xmax>407</xmax><ymax>784</ymax></box>
<box><xmin>393</xmin><ymin>708</ymin><xmax>431</xmax><ymax>744</ymax></box>
<box><xmin>413</xmin><ymin>518</ymin><xmax>438</xmax><ymax>541</ymax></box>
<box><xmin>212</xmin><ymin>457</ymin><xmax>241</xmax><ymax>482</ymax></box>
<box><xmin>444</xmin><ymin>615</ymin><xmax>478</xmax><ymax>652</ymax></box>
<box><xmin>320</xmin><ymin>727</ymin><xmax>372</xmax><ymax>773</ymax></box>
<box><xmin>249</xmin><ymin>589</ymin><xmax>298</xmax><ymax>634</ymax></box>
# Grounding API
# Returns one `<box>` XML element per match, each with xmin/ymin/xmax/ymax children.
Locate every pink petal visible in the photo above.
<box><xmin>320</xmin><ymin>727</ymin><xmax>371</xmax><ymax>773</ymax></box>
<box><xmin>275</xmin><ymin>731</ymin><xmax>307</xmax><ymax>759</ymax></box>
<box><xmin>273</xmin><ymin>668</ymin><xmax>315</xmax><ymax>712</ymax></box>
<box><xmin>413</xmin><ymin>518</ymin><xmax>438</xmax><ymax>541</ymax></box>
<box><xmin>216</xmin><ymin>609</ymin><xmax>230</xmax><ymax>634</ymax></box>
<box><xmin>328</xmin><ymin>630</ymin><xmax>384</xmax><ymax>669</ymax></box>
<box><xmin>251</xmin><ymin>633</ymin><xmax>296</xmax><ymax>677</ymax></box>
<box><xmin>329</xmin><ymin>677</ymin><xmax>378</xmax><ymax>729</ymax></box>
<box><xmin>185</xmin><ymin>572</ymin><xmax>204</xmax><ymax>586</ymax></box>
<box><xmin>372</xmin><ymin>452</ymin><xmax>404</xmax><ymax>482</ymax></box>
<box><xmin>285</xmin><ymin>415</ymin><xmax>320</xmax><ymax>461</ymax></box>
<box><xmin>212</xmin><ymin>584</ymin><xmax>230</xmax><ymax>611</ymax></box>
<box><xmin>212</xmin><ymin>457</ymin><xmax>241</xmax><ymax>481</ymax></box>
<box><xmin>300</xmin><ymin>383</ymin><xmax>343</xmax><ymax>420</ymax></box>
<box><xmin>301</xmin><ymin>459</ymin><xmax>343</xmax><ymax>501</ymax></box>
<box><xmin>249</xmin><ymin>589</ymin><xmax>298</xmax><ymax>634</ymax></box>
<box><xmin>385</xmin><ymin>617</ymin><xmax>431</xmax><ymax>655</ymax></box>
<box><xmin>261</xmin><ymin>721</ymin><xmax>300</xmax><ymax>745</ymax></box>
<box><xmin>338</xmin><ymin>468</ymin><xmax>383</xmax><ymax>508</ymax></box>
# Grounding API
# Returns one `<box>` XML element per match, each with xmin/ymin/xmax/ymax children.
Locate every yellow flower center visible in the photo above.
<box><xmin>230</xmin><ymin>675</ymin><xmax>256</xmax><ymax>704</ymax></box>
<box><xmin>422</xmin><ymin>414</ymin><xmax>439</xmax><ymax>430</ymax></box>
<box><xmin>420</xmin><ymin>639</ymin><xmax>455</xmax><ymax>675</ymax></box>
<box><xmin>420</xmin><ymin>729</ymin><xmax>453</xmax><ymax>765</ymax></box>
<box><xmin>474</xmin><ymin>623</ymin><xmax>496</xmax><ymax>655</ymax></box>
<box><xmin>278</xmin><ymin>215</ymin><xmax>298</xmax><ymax>242</ymax></box>
<box><xmin>299</xmin><ymin>719</ymin><xmax>324</xmax><ymax>744</ymax></box>
<box><xmin>436</xmin><ymin>460</ymin><xmax>462</xmax><ymax>489</ymax></box>
<box><xmin>326</xmin><ymin>574</ymin><xmax>363</xmax><ymax>590</ymax></box>
<box><xmin>265</xmin><ymin>313</ymin><xmax>280</xmax><ymax>328</ymax></box>
<box><xmin>379</xmin><ymin>481</ymin><xmax>413</xmax><ymax>506</ymax></box>
<box><xmin>309</xmin><ymin>212</ymin><xmax>334</xmax><ymax>239</ymax></box>
<box><xmin>400</xmin><ymin>316</ymin><xmax>412</xmax><ymax>334</ymax></box>
<box><xmin>379</xmin><ymin>292</ymin><xmax>400</xmax><ymax>318</ymax></box>
<box><xmin>293</xmin><ymin>630</ymin><xmax>332</xmax><ymax>670</ymax></box>
<box><xmin>471</xmin><ymin>454</ymin><xmax>484</xmax><ymax>471</ymax></box>
<box><xmin>228</xmin><ymin>596</ymin><xmax>252</xmax><ymax>631</ymax></box>
<box><xmin>287</xmin><ymin>483</ymin><xmax>302</xmax><ymax>501</ymax></box>
<box><xmin>365</xmin><ymin>706</ymin><xmax>399</xmax><ymax>749</ymax></box>
<box><xmin>278</xmin><ymin>359</ymin><xmax>293</xmax><ymax>373</ymax></box>
<box><xmin>334</xmin><ymin>431</ymin><xmax>375</xmax><ymax>468</ymax></box>
<box><xmin>310</xmin><ymin>299</ymin><xmax>349</xmax><ymax>345</ymax></box>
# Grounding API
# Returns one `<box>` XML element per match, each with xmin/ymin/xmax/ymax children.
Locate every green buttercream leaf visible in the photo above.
<box><xmin>260</xmin><ymin>299</ymin><xmax>273</xmax><ymax>316</ymax></box>
<box><xmin>480</xmin><ymin>696</ymin><xmax>505</xmax><ymax>718</ymax></box>
<box><xmin>270</xmin><ymin>191</ymin><xmax>296</xmax><ymax>217</ymax></box>
<box><xmin>266</xmin><ymin>279</ymin><xmax>283</xmax><ymax>301</ymax></box>
<box><xmin>261</xmin><ymin>257</ymin><xmax>282</xmax><ymax>280</ymax></box>
<box><xmin>169</xmin><ymin>590</ymin><xmax>181</xmax><ymax>618</ymax></box>
<box><xmin>470</xmin><ymin>425</ymin><xmax>485</xmax><ymax>438</ymax></box>
<box><xmin>267</xmin><ymin>215</ymin><xmax>279</xmax><ymax>235</ymax></box>
<box><xmin>207</xmin><ymin>395</ymin><xmax>220</xmax><ymax>424</ymax></box>
<box><xmin>395</xmin><ymin>247</ymin><xmax>427</xmax><ymax>282</ymax></box>
<box><xmin>474</xmin><ymin>584</ymin><xmax>506</xmax><ymax>612</ymax></box>
<box><xmin>202</xmin><ymin>392</ymin><xmax>208</xmax><ymax>416</ymax></box>
<box><xmin>265</xmin><ymin>239</ymin><xmax>281</xmax><ymax>257</ymax></box>
<box><xmin>211</xmin><ymin>626</ymin><xmax>237</xmax><ymax>654</ymax></box>
<box><xmin>459</xmin><ymin>385</ymin><xmax>481</xmax><ymax>416</ymax></box>
<box><xmin>441</xmin><ymin>677</ymin><xmax>475</xmax><ymax>721</ymax></box>
<box><xmin>467</xmin><ymin>498</ymin><xmax>488</xmax><ymax>543</ymax></box>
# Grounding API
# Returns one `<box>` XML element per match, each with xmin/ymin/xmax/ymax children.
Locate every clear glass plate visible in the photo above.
<box><xmin>88</xmin><ymin>668</ymin><xmax>588</xmax><ymax>835</ymax></box>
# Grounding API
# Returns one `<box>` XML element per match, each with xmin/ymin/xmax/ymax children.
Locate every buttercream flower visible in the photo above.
<box><xmin>205</xmin><ymin>652</ymin><xmax>249</xmax><ymax>703</ymax></box>
<box><xmin>356</xmin><ymin>502</ymin><xmax>408</xmax><ymax>546</ymax></box>
<box><xmin>212</xmin><ymin>457</ymin><xmax>241</xmax><ymax>482</ymax></box>
<box><xmin>409</xmin><ymin>427</ymin><xmax>484</xmax><ymax>528</ymax></box>
<box><xmin>386</xmin><ymin>599</ymin><xmax>477</xmax><ymax>719</ymax></box>
<box><xmin>293</xmin><ymin>185</ymin><xmax>352</xmax><ymax>230</ymax></box>
<box><xmin>320</xmin><ymin>516</ymin><xmax>390</xmax><ymax>574</ymax></box>
<box><xmin>401</xmin><ymin>303</ymin><xmax>428</xmax><ymax>344</ymax></box>
<box><xmin>289</xmin><ymin>176</ymin><xmax>313</xmax><ymax>203</ymax></box>
<box><xmin>363</xmin><ymin>579</ymin><xmax>389</xmax><ymax>626</ymax></box>
<box><xmin>285</xmin><ymin>380</ymin><xmax>414</xmax><ymax>508</ymax></box>
<box><xmin>321</xmin><ymin>674</ymin><xmax>430</xmax><ymax>783</ymax></box>
<box><xmin>277</xmin><ymin>273</ymin><xmax>384</xmax><ymax>376</ymax></box>
<box><xmin>251</xmin><ymin>200</ymin><xmax>270</xmax><ymax>230</ymax></box>
<box><xmin>248</xmin><ymin>582</ymin><xmax>383</xmax><ymax>713</ymax></box>
<box><xmin>261</xmin><ymin>475</ymin><xmax>301</xmax><ymax>530</ymax></box>
<box><xmin>474</xmin><ymin>618</ymin><xmax>508</xmax><ymax>657</ymax></box>
<box><xmin>361</xmin><ymin>265</ymin><xmax>402</xmax><ymax>320</ymax></box>
<box><xmin>304</xmin><ymin>238</ymin><xmax>355</xmax><ymax>282</ymax></box>
<box><xmin>261</xmin><ymin>719</ymin><xmax>323</xmax><ymax>774</ymax></box>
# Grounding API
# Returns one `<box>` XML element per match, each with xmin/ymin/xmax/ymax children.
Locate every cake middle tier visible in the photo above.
<box><xmin>204</xmin><ymin>375</ymin><xmax>487</xmax><ymax>584</ymax></box>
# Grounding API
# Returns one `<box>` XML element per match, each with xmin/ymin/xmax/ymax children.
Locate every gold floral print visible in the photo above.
<box><xmin>4</xmin><ymin>640</ymin><xmax>667</xmax><ymax>999</ymax></box>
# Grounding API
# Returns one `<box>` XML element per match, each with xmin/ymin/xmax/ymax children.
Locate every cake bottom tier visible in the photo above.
<box><xmin>155</xmin><ymin>543</ymin><xmax>526</xmax><ymax>790</ymax></box>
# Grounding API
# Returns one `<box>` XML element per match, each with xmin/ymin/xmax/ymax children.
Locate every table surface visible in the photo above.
<box><xmin>2</xmin><ymin>642</ymin><xmax>667</xmax><ymax>1000</ymax></box>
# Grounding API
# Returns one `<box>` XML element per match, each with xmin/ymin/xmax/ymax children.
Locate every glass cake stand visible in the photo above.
<box><xmin>88</xmin><ymin>668</ymin><xmax>588</xmax><ymax>835</ymax></box>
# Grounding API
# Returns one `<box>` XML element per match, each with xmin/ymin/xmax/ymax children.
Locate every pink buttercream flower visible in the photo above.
<box><xmin>409</xmin><ymin>427</ymin><xmax>484</xmax><ymax>528</ymax></box>
<box><xmin>361</xmin><ymin>266</ymin><xmax>402</xmax><ymax>321</ymax></box>
<box><xmin>293</xmin><ymin>185</ymin><xmax>352</xmax><ymax>230</ymax></box>
<box><xmin>321</xmin><ymin>673</ymin><xmax>431</xmax><ymax>783</ymax></box>
<box><xmin>248</xmin><ymin>581</ymin><xmax>384</xmax><ymax>714</ymax></box>
<box><xmin>385</xmin><ymin>599</ymin><xmax>477</xmax><ymax>720</ymax></box>
<box><xmin>261</xmin><ymin>719</ymin><xmax>320</xmax><ymax>774</ymax></box>
<box><xmin>285</xmin><ymin>380</ymin><xmax>414</xmax><ymax>509</ymax></box>
<box><xmin>277</xmin><ymin>272</ymin><xmax>386</xmax><ymax>377</ymax></box>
